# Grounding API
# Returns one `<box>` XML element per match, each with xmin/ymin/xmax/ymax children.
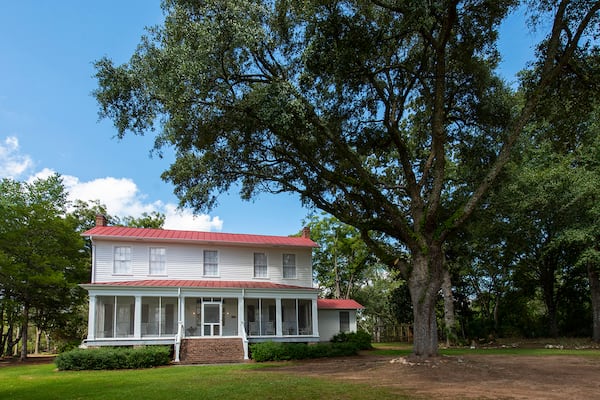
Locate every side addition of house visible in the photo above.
<box><xmin>81</xmin><ymin>215</ymin><xmax>363</xmax><ymax>363</ymax></box>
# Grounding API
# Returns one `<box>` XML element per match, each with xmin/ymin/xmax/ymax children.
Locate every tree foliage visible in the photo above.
<box><xmin>0</xmin><ymin>175</ymin><xmax>88</xmax><ymax>359</ymax></box>
<box><xmin>94</xmin><ymin>0</ymin><xmax>600</xmax><ymax>357</ymax></box>
<box><xmin>304</xmin><ymin>214</ymin><xmax>374</xmax><ymax>299</ymax></box>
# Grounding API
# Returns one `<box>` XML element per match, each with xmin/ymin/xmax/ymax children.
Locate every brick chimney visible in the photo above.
<box><xmin>301</xmin><ymin>226</ymin><xmax>311</xmax><ymax>239</ymax></box>
<box><xmin>95</xmin><ymin>214</ymin><xmax>108</xmax><ymax>227</ymax></box>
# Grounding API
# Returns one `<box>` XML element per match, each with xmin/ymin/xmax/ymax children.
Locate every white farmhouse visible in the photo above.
<box><xmin>81</xmin><ymin>215</ymin><xmax>363</xmax><ymax>363</ymax></box>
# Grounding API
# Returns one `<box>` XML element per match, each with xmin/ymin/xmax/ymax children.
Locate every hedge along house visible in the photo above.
<box><xmin>81</xmin><ymin>215</ymin><xmax>364</xmax><ymax>363</ymax></box>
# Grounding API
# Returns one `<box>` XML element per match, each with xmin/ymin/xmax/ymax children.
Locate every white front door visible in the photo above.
<box><xmin>202</xmin><ymin>302</ymin><xmax>221</xmax><ymax>336</ymax></box>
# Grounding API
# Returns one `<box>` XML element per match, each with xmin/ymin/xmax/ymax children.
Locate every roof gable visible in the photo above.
<box><xmin>82</xmin><ymin>226</ymin><xmax>318</xmax><ymax>248</ymax></box>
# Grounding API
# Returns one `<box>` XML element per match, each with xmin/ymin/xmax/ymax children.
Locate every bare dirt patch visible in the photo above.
<box><xmin>0</xmin><ymin>355</ymin><xmax>55</xmax><ymax>367</ymax></box>
<box><xmin>258</xmin><ymin>352</ymin><xmax>600</xmax><ymax>399</ymax></box>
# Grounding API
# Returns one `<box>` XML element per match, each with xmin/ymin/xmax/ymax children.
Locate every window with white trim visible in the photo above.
<box><xmin>283</xmin><ymin>253</ymin><xmax>296</xmax><ymax>278</ymax></box>
<box><xmin>254</xmin><ymin>252</ymin><xmax>267</xmax><ymax>278</ymax></box>
<box><xmin>149</xmin><ymin>247</ymin><xmax>166</xmax><ymax>275</ymax></box>
<box><xmin>203</xmin><ymin>250</ymin><xmax>218</xmax><ymax>276</ymax></box>
<box><xmin>113</xmin><ymin>246</ymin><xmax>132</xmax><ymax>274</ymax></box>
<box><xmin>339</xmin><ymin>311</ymin><xmax>350</xmax><ymax>332</ymax></box>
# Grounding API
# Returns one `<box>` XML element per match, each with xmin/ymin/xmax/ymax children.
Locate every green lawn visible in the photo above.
<box><xmin>0</xmin><ymin>362</ymin><xmax>409</xmax><ymax>400</ymax></box>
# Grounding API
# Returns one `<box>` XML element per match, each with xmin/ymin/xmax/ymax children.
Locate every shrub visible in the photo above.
<box><xmin>55</xmin><ymin>346</ymin><xmax>171</xmax><ymax>370</ymax></box>
<box><xmin>250</xmin><ymin>341</ymin><xmax>359</xmax><ymax>362</ymax></box>
<box><xmin>331</xmin><ymin>330</ymin><xmax>372</xmax><ymax>350</ymax></box>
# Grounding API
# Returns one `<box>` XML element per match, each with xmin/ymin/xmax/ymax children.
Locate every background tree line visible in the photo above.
<box><xmin>306</xmin><ymin>103</ymin><xmax>600</xmax><ymax>343</ymax></box>
<box><xmin>0</xmin><ymin>174</ymin><xmax>164</xmax><ymax>360</ymax></box>
<box><xmin>94</xmin><ymin>0</ymin><xmax>599</xmax><ymax>357</ymax></box>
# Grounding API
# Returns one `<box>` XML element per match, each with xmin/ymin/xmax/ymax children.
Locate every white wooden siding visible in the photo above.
<box><xmin>317</xmin><ymin>309</ymin><xmax>358</xmax><ymax>341</ymax></box>
<box><xmin>91</xmin><ymin>239</ymin><xmax>314</xmax><ymax>287</ymax></box>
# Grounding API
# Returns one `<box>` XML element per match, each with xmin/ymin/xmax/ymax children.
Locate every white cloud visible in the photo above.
<box><xmin>162</xmin><ymin>204</ymin><xmax>223</xmax><ymax>231</ymax></box>
<box><xmin>0</xmin><ymin>136</ymin><xmax>33</xmax><ymax>178</ymax></box>
<box><xmin>65</xmin><ymin>175</ymin><xmax>223</xmax><ymax>231</ymax></box>
<box><xmin>28</xmin><ymin>168</ymin><xmax>223</xmax><ymax>232</ymax></box>
<box><xmin>3</xmin><ymin>135</ymin><xmax>222</xmax><ymax>232</ymax></box>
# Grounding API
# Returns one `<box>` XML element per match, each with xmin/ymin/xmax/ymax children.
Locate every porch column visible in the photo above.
<box><xmin>178</xmin><ymin>290</ymin><xmax>184</xmax><ymax>338</ymax></box>
<box><xmin>134</xmin><ymin>296</ymin><xmax>142</xmax><ymax>338</ymax></box>
<box><xmin>275</xmin><ymin>298</ymin><xmax>283</xmax><ymax>336</ymax></box>
<box><xmin>87</xmin><ymin>294</ymin><xmax>96</xmax><ymax>340</ymax></box>
<box><xmin>237</xmin><ymin>294</ymin><xmax>245</xmax><ymax>336</ymax></box>
<box><xmin>312</xmin><ymin>298</ymin><xmax>319</xmax><ymax>337</ymax></box>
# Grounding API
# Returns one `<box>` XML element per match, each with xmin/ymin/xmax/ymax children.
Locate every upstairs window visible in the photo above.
<box><xmin>149</xmin><ymin>247</ymin><xmax>166</xmax><ymax>275</ymax></box>
<box><xmin>203</xmin><ymin>250</ymin><xmax>218</xmax><ymax>276</ymax></box>
<box><xmin>114</xmin><ymin>246</ymin><xmax>132</xmax><ymax>274</ymax></box>
<box><xmin>283</xmin><ymin>253</ymin><xmax>296</xmax><ymax>278</ymax></box>
<box><xmin>254</xmin><ymin>252</ymin><xmax>268</xmax><ymax>278</ymax></box>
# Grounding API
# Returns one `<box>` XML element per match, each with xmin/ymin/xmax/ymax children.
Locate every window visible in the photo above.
<box><xmin>113</xmin><ymin>246</ymin><xmax>131</xmax><ymax>274</ymax></box>
<box><xmin>254</xmin><ymin>252</ymin><xmax>267</xmax><ymax>278</ymax></box>
<box><xmin>339</xmin><ymin>311</ymin><xmax>350</xmax><ymax>333</ymax></box>
<box><xmin>283</xmin><ymin>254</ymin><xmax>296</xmax><ymax>278</ymax></box>
<box><xmin>149</xmin><ymin>247</ymin><xmax>166</xmax><ymax>275</ymax></box>
<box><xmin>203</xmin><ymin>250</ymin><xmax>218</xmax><ymax>276</ymax></box>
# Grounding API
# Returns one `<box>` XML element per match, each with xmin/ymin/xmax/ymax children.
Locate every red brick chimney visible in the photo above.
<box><xmin>301</xmin><ymin>226</ymin><xmax>311</xmax><ymax>239</ymax></box>
<box><xmin>95</xmin><ymin>214</ymin><xmax>108</xmax><ymax>227</ymax></box>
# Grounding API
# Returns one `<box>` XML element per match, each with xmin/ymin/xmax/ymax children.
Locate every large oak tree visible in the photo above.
<box><xmin>94</xmin><ymin>0</ymin><xmax>600</xmax><ymax>357</ymax></box>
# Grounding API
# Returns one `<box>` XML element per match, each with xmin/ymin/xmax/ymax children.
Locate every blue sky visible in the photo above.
<box><xmin>0</xmin><ymin>1</ymin><xmax>541</xmax><ymax>235</ymax></box>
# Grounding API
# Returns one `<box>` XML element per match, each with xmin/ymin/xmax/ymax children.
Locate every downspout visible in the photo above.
<box><xmin>90</xmin><ymin>238</ymin><xmax>97</xmax><ymax>283</ymax></box>
<box><xmin>241</xmin><ymin>288</ymin><xmax>249</xmax><ymax>359</ymax></box>
<box><xmin>174</xmin><ymin>287</ymin><xmax>182</xmax><ymax>362</ymax></box>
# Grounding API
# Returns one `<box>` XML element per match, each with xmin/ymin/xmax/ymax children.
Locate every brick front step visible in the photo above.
<box><xmin>179</xmin><ymin>338</ymin><xmax>245</xmax><ymax>364</ymax></box>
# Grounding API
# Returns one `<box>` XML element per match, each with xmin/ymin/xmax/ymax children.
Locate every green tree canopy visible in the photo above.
<box><xmin>304</xmin><ymin>214</ymin><xmax>374</xmax><ymax>299</ymax></box>
<box><xmin>0</xmin><ymin>175</ymin><xmax>88</xmax><ymax>359</ymax></box>
<box><xmin>94</xmin><ymin>0</ymin><xmax>600</xmax><ymax>357</ymax></box>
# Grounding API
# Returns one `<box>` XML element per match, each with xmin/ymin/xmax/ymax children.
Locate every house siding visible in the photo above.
<box><xmin>318</xmin><ymin>309</ymin><xmax>359</xmax><ymax>342</ymax></box>
<box><xmin>91</xmin><ymin>239</ymin><xmax>313</xmax><ymax>287</ymax></box>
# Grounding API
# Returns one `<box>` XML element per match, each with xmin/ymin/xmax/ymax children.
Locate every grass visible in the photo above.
<box><xmin>0</xmin><ymin>362</ymin><xmax>409</xmax><ymax>400</ymax></box>
<box><xmin>4</xmin><ymin>341</ymin><xmax>600</xmax><ymax>399</ymax></box>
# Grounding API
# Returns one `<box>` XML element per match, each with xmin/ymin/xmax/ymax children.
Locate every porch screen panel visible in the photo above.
<box><xmin>96</xmin><ymin>296</ymin><xmax>114</xmax><ymax>338</ymax></box>
<box><xmin>161</xmin><ymin>298</ymin><xmax>178</xmax><ymax>336</ymax></box>
<box><xmin>116</xmin><ymin>296</ymin><xmax>135</xmax><ymax>337</ymax></box>
<box><xmin>261</xmin><ymin>299</ymin><xmax>276</xmax><ymax>335</ymax></box>
<box><xmin>246</xmin><ymin>299</ymin><xmax>259</xmax><ymax>335</ymax></box>
<box><xmin>281</xmin><ymin>299</ymin><xmax>297</xmax><ymax>335</ymax></box>
<box><xmin>141</xmin><ymin>297</ymin><xmax>159</xmax><ymax>336</ymax></box>
<box><xmin>298</xmin><ymin>299</ymin><xmax>312</xmax><ymax>335</ymax></box>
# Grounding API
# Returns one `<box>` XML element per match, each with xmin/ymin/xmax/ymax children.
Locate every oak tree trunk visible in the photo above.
<box><xmin>408</xmin><ymin>247</ymin><xmax>444</xmax><ymax>358</ymax></box>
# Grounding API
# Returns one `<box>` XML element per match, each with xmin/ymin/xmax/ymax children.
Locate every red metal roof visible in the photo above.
<box><xmin>82</xmin><ymin>226</ymin><xmax>318</xmax><ymax>248</ymax></box>
<box><xmin>317</xmin><ymin>299</ymin><xmax>364</xmax><ymax>310</ymax></box>
<box><xmin>82</xmin><ymin>279</ymin><xmax>317</xmax><ymax>291</ymax></box>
